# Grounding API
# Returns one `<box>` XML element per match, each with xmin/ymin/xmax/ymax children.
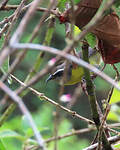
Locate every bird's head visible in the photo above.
<box><xmin>46</xmin><ymin>63</ymin><xmax>73</xmax><ymax>84</ymax></box>
<box><xmin>46</xmin><ymin>62</ymin><xmax>85</xmax><ymax>85</ymax></box>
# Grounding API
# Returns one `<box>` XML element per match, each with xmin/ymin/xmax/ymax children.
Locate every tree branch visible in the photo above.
<box><xmin>10</xmin><ymin>42</ymin><xmax>120</xmax><ymax>91</ymax></box>
<box><xmin>83</xmin><ymin>135</ymin><xmax>120</xmax><ymax>150</ymax></box>
<box><xmin>10</xmin><ymin>74</ymin><xmax>94</xmax><ymax>125</ymax></box>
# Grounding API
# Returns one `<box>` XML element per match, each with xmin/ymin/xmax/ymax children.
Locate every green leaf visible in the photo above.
<box><xmin>74</xmin><ymin>0</ymin><xmax>81</xmax><ymax>4</ymax></box>
<box><xmin>114</xmin><ymin>1</ymin><xmax>120</xmax><ymax>8</ymax></box>
<box><xmin>74</xmin><ymin>25</ymin><xmax>81</xmax><ymax>37</ymax></box>
<box><xmin>85</xmin><ymin>33</ymin><xmax>97</xmax><ymax>48</ymax></box>
<box><xmin>57</xmin><ymin>0</ymin><xmax>68</xmax><ymax>11</ymax></box>
<box><xmin>113</xmin><ymin>142</ymin><xmax>120</xmax><ymax>149</ymax></box>
<box><xmin>107</xmin><ymin>105</ymin><xmax>120</xmax><ymax>121</ymax></box>
<box><xmin>22</xmin><ymin>115</ymin><xmax>50</xmax><ymax>137</ymax></box>
<box><xmin>107</xmin><ymin>111</ymin><xmax>119</xmax><ymax>121</ymax></box>
<box><xmin>57</xmin><ymin>0</ymin><xmax>81</xmax><ymax>11</ymax></box>
<box><xmin>0</xmin><ymin>139</ymin><xmax>7</xmax><ymax>150</ymax></box>
<box><xmin>0</xmin><ymin>130</ymin><xmax>24</xmax><ymax>141</ymax></box>
<box><xmin>109</xmin><ymin>82</ymin><xmax>120</xmax><ymax>104</ymax></box>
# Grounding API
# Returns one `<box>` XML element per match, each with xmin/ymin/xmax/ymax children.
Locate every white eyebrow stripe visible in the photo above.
<box><xmin>53</xmin><ymin>68</ymin><xmax>64</xmax><ymax>75</ymax></box>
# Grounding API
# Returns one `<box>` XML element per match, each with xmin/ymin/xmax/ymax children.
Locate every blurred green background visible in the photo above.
<box><xmin>0</xmin><ymin>0</ymin><xmax>120</xmax><ymax>149</ymax></box>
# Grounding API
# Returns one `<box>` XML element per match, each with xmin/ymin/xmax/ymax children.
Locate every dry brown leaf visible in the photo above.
<box><xmin>59</xmin><ymin>0</ymin><xmax>120</xmax><ymax>64</ymax></box>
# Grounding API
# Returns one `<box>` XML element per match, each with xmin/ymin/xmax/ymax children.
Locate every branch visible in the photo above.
<box><xmin>0</xmin><ymin>0</ymin><xmax>9</xmax><ymax>9</ymax></box>
<box><xmin>0</xmin><ymin>3</ymin><xmax>32</xmax><ymax>26</ymax></box>
<box><xmin>83</xmin><ymin>135</ymin><xmax>120</xmax><ymax>150</ymax></box>
<box><xmin>0</xmin><ymin>81</ymin><xmax>46</xmax><ymax>150</ymax></box>
<box><xmin>10</xmin><ymin>42</ymin><xmax>120</xmax><ymax>91</ymax></box>
<box><xmin>10</xmin><ymin>74</ymin><xmax>94</xmax><ymax>125</ymax></box>
<box><xmin>1</xmin><ymin>0</ymin><xmax>28</xmax><ymax>49</ymax></box>
<box><xmin>27</xmin><ymin>128</ymin><xmax>95</xmax><ymax>150</ymax></box>
<box><xmin>45</xmin><ymin>128</ymin><xmax>95</xmax><ymax>143</ymax></box>
<box><xmin>0</xmin><ymin>22</ymin><xmax>10</xmax><ymax>39</ymax></box>
<box><xmin>0</xmin><ymin>4</ymin><xmax>60</xmax><ymax>17</ymax></box>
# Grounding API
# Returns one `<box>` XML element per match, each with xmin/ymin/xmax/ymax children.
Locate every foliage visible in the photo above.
<box><xmin>0</xmin><ymin>105</ymin><xmax>89</xmax><ymax>149</ymax></box>
<box><xmin>57</xmin><ymin>0</ymin><xmax>81</xmax><ymax>11</ymax></box>
<box><xmin>0</xmin><ymin>0</ymin><xmax>120</xmax><ymax>150</ymax></box>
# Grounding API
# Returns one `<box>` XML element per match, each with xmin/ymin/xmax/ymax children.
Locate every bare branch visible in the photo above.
<box><xmin>10</xmin><ymin>74</ymin><xmax>94</xmax><ymax>125</ymax></box>
<box><xmin>45</xmin><ymin>128</ymin><xmax>95</xmax><ymax>143</ymax></box>
<box><xmin>0</xmin><ymin>23</ymin><xmax>10</xmax><ymax>39</ymax></box>
<box><xmin>2</xmin><ymin>0</ymin><xmax>28</xmax><ymax>48</ymax></box>
<box><xmin>0</xmin><ymin>0</ymin><xmax>9</xmax><ymax>9</ymax></box>
<box><xmin>11</xmin><ymin>42</ymin><xmax>120</xmax><ymax>91</ymax></box>
<box><xmin>10</xmin><ymin>0</ymin><xmax>43</xmax><ymax>45</ymax></box>
<box><xmin>0</xmin><ymin>4</ymin><xmax>60</xmax><ymax>16</ymax></box>
<box><xmin>83</xmin><ymin>135</ymin><xmax>120</xmax><ymax>150</ymax></box>
<box><xmin>0</xmin><ymin>3</ymin><xmax>32</xmax><ymax>26</ymax></box>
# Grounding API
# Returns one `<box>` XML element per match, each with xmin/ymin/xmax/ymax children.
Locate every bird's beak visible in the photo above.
<box><xmin>46</xmin><ymin>68</ymin><xmax>64</xmax><ymax>83</ymax></box>
<box><xmin>46</xmin><ymin>74</ymin><xmax>53</xmax><ymax>83</ymax></box>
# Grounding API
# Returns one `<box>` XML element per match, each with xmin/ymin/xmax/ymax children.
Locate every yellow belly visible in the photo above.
<box><xmin>65</xmin><ymin>67</ymin><xmax>84</xmax><ymax>85</ymax></box>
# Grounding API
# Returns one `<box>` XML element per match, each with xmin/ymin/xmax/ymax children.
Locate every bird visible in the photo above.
<box><xmin>46</xmin><ymin>47</ymin><xmax>101</xmax><ymax>85</ymax></box>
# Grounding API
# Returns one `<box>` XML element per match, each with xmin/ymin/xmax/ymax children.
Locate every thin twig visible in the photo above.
<box><xmin>0</xmin><ymin>3</ymin><xmax>32</xmax><ymax>26</ymax></box>
<box><xmin>1</xmin><ymin>0</ymin><xmax>28</xmax><ymax>49</ymax></box>
<box><xmin>27</xmin><ymin>128</ymin><xmax>96</xmax><ymax>150</ymax></box>
<box><xmin>97</xmin><ymin>104</ymin><xmax>111</xmax><ymax>150</ymax></box>
<box><xmin>0</xmin><ymin>0</ymin><xmax>9</xmax><ymax>9</ymax></box>
<box><xmin>0</xmin><ymin>23</ymin><xmax>10</xmax><ymax>39</ymax></box>
<box><xmin>0</xmin><ymin>5</ymin><xmax>60</xmax><ymax>17</ymax></box>
<box><xmin>10</xmin><ymin>74</ymin><xmax>94</xmax><ymax>125</ymax></box>
<box><xmin>107</xmin><ymin>127</ymin><xmax>120</xmax><ymax>135</ymax></box>
<box><xmin>45</xmin><ymin>128</ymin><xmax>95</xmax><ymax>143</ymax></box>
<box><xmin>26</xmin><ymin>127</ymin><xmax>120</xmax><ymax>150</ymax></box>
<box><xmin>108</xmin><ymin>123</ymin><xmax>120</xmax><ymax>129</ymax></box>
<box><xmin>83</xmin><ymin>135</ymin><xmax>120</xmax><ymax>150</ymax></box>
<box><xmin>112</xmin><ymin>65</ymin><xmax>120</xmax><ymax>80</ymax></box>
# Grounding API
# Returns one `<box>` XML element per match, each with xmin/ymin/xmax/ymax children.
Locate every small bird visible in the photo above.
<box><xmin>46</xmin><ymin>47</ymin><xmax>101</xmax><ymax>85</ymax></box>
